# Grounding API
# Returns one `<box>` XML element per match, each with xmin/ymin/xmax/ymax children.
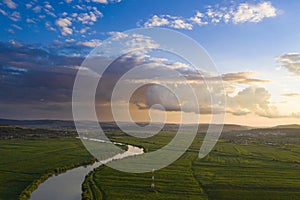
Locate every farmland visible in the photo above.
<box><xmin>83</xmin><ymin>128</ymin><xmax>300</xmax><ymax>200</ymax></box>
<box><xmin>0</xmin><ymin>123</ymin><xmax>300</xmax><ymax>200</ymax></box>
<box><xmin>0</xmin><ymin>126</ymin><xmax>94</xmax><ymax>200</ymax></box>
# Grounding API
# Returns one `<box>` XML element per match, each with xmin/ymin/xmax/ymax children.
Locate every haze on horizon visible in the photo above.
<box><xmin>1</xmin><ymin>0</ymin><xmax>300</xmax><ymax>127</ymax></box>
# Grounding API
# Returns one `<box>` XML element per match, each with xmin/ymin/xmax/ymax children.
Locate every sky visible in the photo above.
<box><xmin>1</xmin><ymin>0</ymin><xmax>300</xmax><ymax>126</ymax></box>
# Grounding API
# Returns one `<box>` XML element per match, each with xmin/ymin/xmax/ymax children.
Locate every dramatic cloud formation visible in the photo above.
<box><xmin>0</xmin><ymin>39</ymin><xmax>299</xmax><ymax>121</ymax></box>
<box><xmin>143</xmin><ymin>1</ymin><xmax>278</xmax><ymax>29</ymax></box>
<box><xmin>227</xmin><ymin>87</ymin><xmax>280</xmax><ymax>118</ymax></box>
<box><xmin>277</xmin><ymin>53</ymin><xmax>300</xmax><ymax>76</ymax></box>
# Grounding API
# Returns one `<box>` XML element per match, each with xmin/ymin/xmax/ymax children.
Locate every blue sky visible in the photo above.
<box><xmin>1</xmin><ymin>0</ymin><xmax>300</xmax><ymax>126</ymax></box>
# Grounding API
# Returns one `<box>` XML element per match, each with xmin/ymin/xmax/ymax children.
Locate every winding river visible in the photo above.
<box><xmin>30</xmin><ymin>139</ymin><xmax>144</xmax><ymax>200</ymax></box>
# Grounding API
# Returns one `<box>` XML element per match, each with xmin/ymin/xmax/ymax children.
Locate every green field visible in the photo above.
<box><xmin>1</xmin><ymin>125</ymin><xmax>300</xmax><ymax>200</ymax></box>
<box><xmin>83</xmin><ymin>129</ymin><xmax>300</xmax><ymax>200</ymax></box>
<box><xmin>0</xmin><ymin>126</ymin><xmax>94</xmax><ymax>200</ymax></box>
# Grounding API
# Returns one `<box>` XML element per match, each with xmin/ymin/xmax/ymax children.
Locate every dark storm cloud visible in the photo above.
<box><xmin>0</xmin><ymin>41</ymin><xmax>86</xmax><ymax>102</ymax></box>
<box><xmin>0</xmin><ymin>41</ymin><xmax>152</xmax><ymax>119</ymax></box>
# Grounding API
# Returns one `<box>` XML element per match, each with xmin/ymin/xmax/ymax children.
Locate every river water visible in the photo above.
<box><xmin>30</xmin><ymin>140</ymin><xmax>144</xmax><ymax>200</ymax></box>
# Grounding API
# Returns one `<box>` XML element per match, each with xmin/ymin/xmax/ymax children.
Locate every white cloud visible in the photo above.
<box><xmin>11</xmin><ymin>24</ymin><xmax>22</xmax><ymax>30</ymax></box>
<box><xmin>3</xmin><ymin>0</ymin><xmax>17</xmax><ymax>9</ymax></box>
<box><xmin>80</xmin><ymin>27</ymin><xmax>90</xmax><ymax>34</ymax></box>
<box><xmin>277</xmin><ymin>53</ymin><xmax>300</xmax><ymax>76</ymax></box>
<box><xmin>32</xmin><ymin>6</ymin><xmax>42</xmax><ymax>13</ymax></box>
<box><xmin>77</xmin><ymin>8</ymin><xmax>103</xmax><ymax>25</ymax></box>
<box><xmin>233</xmin><ymin>2</ymin><xmax>277</xmax><ymax>23</ymax></box>
<box><xmin>91</xmin><ymin>0</ymin><xmax>108</xmax><ymax>4</ymax></box>
<box><xmin>25</xmin><ymin>3</ymin><xmax>33</xmax><ymax>9</ymax></box>
<box><xmin>189</xmin><ymin>11</ymin><xmax>208</xmax><ymax>26</ymax></box>
<box><xmin>56</xmin><ymin>17</ymin><xmax>72</xmax><ymax>27</ymax></box>
<box><xmin>44</xmin><ymin>2</ymin><xmax>54</xmax><ymax>10</ymax></box>
<box><xmin>144</xmin><ymin>15</ymin><xmax>170</xmax><ymax>28</ymax></box>
<box><xmin>122</xmin><ymin>33</ymin><xmax>160</xmax><ymax>54</ymax></box>
<box><xmin>144</xmin><ymin>15</ymin><xmax>193</xmax><ymax>30</ymax></box>
<box><xmin>90</xmin><ymin>0</ymin><xmax>122</xmax><ymax>4</ymax></box>
<box><xmin>45</xmin><ymin>21</ymin><xmax>56</xmax><ymax>31</ymax></box>
<box><xmin>0</xmin><ymin>8</ymin><xmax>8</xmax><ymax>16</ymax></box>
<box><xmin>108</xmin><ymin>31</ymin><xmax>129</xmax><ymax>40</ymax></box>
<box><xmin>7</xmin><ymin>28</ymin><xmax>15</xmax><ymax>34</ymax></box>
<box><xmin>65</xmin><ymin>38</ymin><xmax>76</xmax><ymax>43</ymax></box>
<box><xmin>55</xmin><ymin>18</ymin><xmax>73</xmax><ymax>35</ymax></box>
<box><xmin>9</xmin><ymin>11</ymin><xmax>21</xmax><ymax>21</ymax></box>
<box><xmin>77</xmin><ymin>39</ymin><xmax>101</xmax><ymax>47</ymax></box>
<box><xmin>227</xmin><ymin>86</ymin><xmax>280</xmax><ymax>118</ymax></box>
<box><xmin>142</xmin><ymin>1</ymin><xmax>278</xmax><ymax>30</ymax></box>
<box><xmin>171</xmin><ymin>19</ymin><xmax>193</xmax><ymax>30</ymax></box>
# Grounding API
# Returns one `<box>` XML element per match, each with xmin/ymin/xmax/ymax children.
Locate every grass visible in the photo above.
<box><xmin>1</xmin><ymin>125</ymin><xmax>300</xmax><ymax>199</ymax></box>
<box><xmin>83</xmin><ymin>129</ymin><xmax>300</xmax><ymax>200</ymax></box>
<box><xmin>0</xmin><ymin>136</ymin><xmax>94</xmax><ymax>200</ymax></box>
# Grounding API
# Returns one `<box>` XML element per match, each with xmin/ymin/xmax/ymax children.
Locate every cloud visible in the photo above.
<box><xmin>90</xmin><ymin>0</ymin><xmax>121</xmax><ymax>4</ymax></box>
<box><xmin>77</xmin><ymin>9</ymin><xmax>103</xmax><ymax>25</ymax></box>
<box><xmin>108</xmin><ymin>31</ymin><xmax>129</xmax><ymax>41</ymax></box>
<box><xmin>3</xmin><ymin>0</ymin><xmax>17</xmax><ymax>9</ymax></box>
<box><xmin>55</xmin><ymin>18</ymin><xmax>73</xmax><ymax>35</ymax></box>
<box><xmin>32</xmin><ymin>6</ymin><xmax>42</xmax><ymax>13</ymax></box>
<box><xmin>171</xmin><ymin>18</ymin><xmax>193</xmax><ymax>30</ymax></box>
<box><xmin>144</xmin><ymin>15</ymin><xmax>193</xmax><ymax>30</ymax></box>
<box><xmin>281</xmin><ymin>93</ymin><xmax>300</xmax><ymax>97</ymax></box>
<box><xmin>11</xmin><ymin>24</ymin><xmax>22</xmax><ymax>30</ymax></box>
<box><xmin>277</xmin><ymin>53</ymin><xmax>300</xmax><ymax>76</ymax></box>
<box><xmin>56</xmin><ymin>17</ymin><xmax>72</xmax><ymax>27</ymax></box>
<box><xmin>77</xmin><ymin>39</ymin><xmax>102</xmax><ymax>47</ymax></box>
<box><xmin>45</xmin><ymin>21</ymin><xmax>56</xmax><ymax>31</ymax></box>
<box><xmin>91</xmin><ymin>0</ymin><xmax>108</xmax><ymax>4</ymax></box>
<box><xmin>8</xmin><ymin>11</ymin><xmax>21</xmax><ymax>21</ymax></box>
<box><xmin>222</xmin><ymin>72</ymin><xmax>270</xmax><ymax>84</ymax></box>
<box><xmin>142</xmin><ymin>1</ymin><xmax>278</xmax><ymax>30</ymax></box>
<box><xmin>44</xmin><ymin>2</ymin><xmax>54</xmax><ymax>11</ymax></box>
<box><xmin>189</xmin><ymin>11</ymin><xmax>208</xmax><ymax>26</ymax></box>
<box><xmin>0</xmin><ymin>42</ymin><xmax>113</xmax><ymax>119</ymax></box>
<box><xmin>233</xmin><ymin>2</ymin><xmax>277</xmax><ymax>23</ymax></box>
<box><xmin>117</xmin><ymin>33</ymin><xmax>160</xmax><ymax>55</ymax></box>
<box><xmin>26</xmin><ymin>18</ymin><xmax>36</xmax><ymax>23</ymax></box>
<box><xmin>227</xmin><ymin>86</ymin><xmax>280</xmax><ymax>118</ymax></box>
<box><xmin>144</xmin><ymin>15</ymin><xmax>170</xmax><ymax>28</ymax></box>
<box><xmin>1</xmin><ymin>1</ymin><xmax>104</xmax><ymax>38</ymax></box>
<box><xmin>0</xmin><ymin>41</ymin><xmax>85</xmax><ymax>108</ymax></box>
<box><xmin>1</xmin><ymin>41</ymin><xmax>299</xmax><ymax>120</ymax></box>
<box><xmin>25</xmin><ymin>3</ymin><xmax>33</xmax><ymax>9</ymax></box>
<box><xmin>0</xmin><ymin>8</ymin><xmax>8</xmax><ymax>16</ymax></box>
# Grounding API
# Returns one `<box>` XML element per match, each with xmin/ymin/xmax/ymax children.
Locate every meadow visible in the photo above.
<box><xmin>1</xmin><ymin>124</ymin><xmax>300</xmax><ymax>200</ymax></box>
<box><xmin>83</xmin><ymin>128</ymin><xmax>300</xmax><ymax>200</ymax></box>
<box><xmin>0</xmin><ymin>126</ymin><xmax>94</xmax><ymax>200</ymax></box>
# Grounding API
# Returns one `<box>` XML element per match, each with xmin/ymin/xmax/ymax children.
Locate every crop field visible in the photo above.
<box><xmin>0</xmin><ymin>126</ymin><xmax>94</xmax><ymax>200</ymax></box>
<box><xmin>83</xmin><ymin>129</ymin><xmax>300</xmax><ymax>200</ymax></box>
<box><xmin>1</xmin><ymin>125</ymin><xmax>300</xmax><ymax>200</ymax></box>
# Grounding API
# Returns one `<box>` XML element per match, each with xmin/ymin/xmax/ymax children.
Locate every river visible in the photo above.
<box><xmin>30</xmin><ymin>139</ymin><xmax>144</xmax><ymax>200</ymax></box>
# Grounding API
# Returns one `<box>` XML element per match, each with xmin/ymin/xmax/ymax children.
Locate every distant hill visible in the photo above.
<box><xmin>0</xmin><ymin>119</ymin><xmax>76</xmax><ymax>129</ymax></box>
<box><xmin>0</xmin><ymin>119</ymin><xmax>251</xmax><ymax>132</ymax></box>
<box><xmin>273</xmin><ymin>124</ymin><xmax>300</xmax><ymax>129</ymax></box>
